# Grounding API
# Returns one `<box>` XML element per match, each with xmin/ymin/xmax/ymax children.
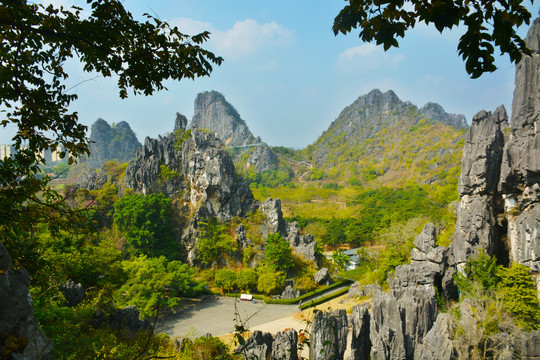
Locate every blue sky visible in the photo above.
<box><xmin>3</xmin><ymin>1</ymin><xmax>539</xmax><ymax>148</ymax></box>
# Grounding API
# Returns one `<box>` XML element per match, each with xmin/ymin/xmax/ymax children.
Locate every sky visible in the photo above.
<box><xmin>3</xmin><ymin>1</ymin><xmax>540</xmax><ymax>148</ymax></box>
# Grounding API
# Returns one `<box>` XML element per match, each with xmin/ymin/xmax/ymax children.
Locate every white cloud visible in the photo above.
<box><xmin>336</xmin><ymin>44</ymin><xmax>404</xmax><ymax>74</ymax></box>
<box><xmin>170</xmin><ymin>17</ymin><xmax>293</xmax><ymax>59</ymax></box>
<box><xmin>213</xmin><ymin>19</ymin><xmax>294</xmax><ymax>59</ymax></box>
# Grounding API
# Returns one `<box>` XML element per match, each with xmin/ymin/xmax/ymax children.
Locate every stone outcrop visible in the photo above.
<box><xmin>0</xmin><ymin>241</ymin><xmax>53</xmax><ymax>359</ymax></box>
<box><xmin>419</xmin><ymin>102</ymin><xmax>468</xmax><ymax>129</ymax></box>
<box><xmin>234</xmin><ymin>330</ymin><xmax>273</xmax><ymax>360</ymax></box>
<box><xmin>259</xmin><ymin>199</ymin><xmax>318</xmax><ymax>263</ymax></box>
<box><xmin>190</xmin><ymin>91</ymin><xmax>279</xmax><ymax>172</ymax></box>
<box><xmin>77</xmin><ymin>167</ymin><xmax>109</xmax><ymax>190</ymax></box>
<box><xmin>310</xmin><ymin>309</ymin><xmax>348</xmax><ymax>360</ymax></box>
<box><xmin>87</xmin><ymin>118</ymin><xmax>141</xmax><ymax>169</ymax></box>
<box><xmin>174</xmin><ymin>112</ymin><xmax>188</xmax><ymax>133</ymax></box>
<box><xmin>60</xmin><ymin>279</ymin><xmax>84</xmax><ymax>307</ymax></box>
<box><xmin>350</xmin><ymin>303</ymin><xmax>371</xmax><ymax>360</ymax></box>
<box><xmin>181</xmin><ymin>129</ymin><xmax>254</xmax><ymax>220</ymax></box>
<box><xmin>272</xmin><ymin>329</ymin><xmax>298</xmax><ymax>360</ymax></box>
<box><xmin>413</xmin><ymin>313</ymin><xmax>455</xmax><ymax>360</ymax></box>
<box><xmin>124</xmin><ymin>134</ymin><xmax>181</xmax><ymax>196</ymax></box>
<box><xmin>313</xmin><ymin>268</ymin><xmax>331</xmax><ymax>286</ymax></box>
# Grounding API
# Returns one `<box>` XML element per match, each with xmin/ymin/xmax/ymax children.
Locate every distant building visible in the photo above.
<box><xmin>0</xmin><ymin>144</ymin><xmax>66</xmax><ymax>163</ymax></box>
<box><xmin>343</xmin><ymin>248</ymin><xmax>361</xmax><ymax>271</ymax></box>
<box><xmin>0</xmin><ymin>144</ymin><xmax>15</xmax><ymax>160</ymax></box>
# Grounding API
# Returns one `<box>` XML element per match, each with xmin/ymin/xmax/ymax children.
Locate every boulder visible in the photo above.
<box><xmin>0</xmin><ymin>241</ymin><xmax>53</xmax><ymax>359</ymax></box>
<box><xmin>310</xmin><ymin>309</ymin><xmax>348</xmax><ymax>360</ymax></box>
<box><xmin>109</xmin><ymin>305</ymin><xmax>151</xmax><ymax>333</ymax></box>
<box><xmin>314</xmin><ymin>268</ymin><xmax>331</xmax><ymax>286</ymax></box>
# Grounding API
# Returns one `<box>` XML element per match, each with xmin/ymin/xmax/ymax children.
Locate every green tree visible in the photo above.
<box><xmin>333</xmin><ymin>0</ymin><xmax>533</xmax><ymax>78</ymax></box>
<box><xmin>264</xmin><ymin>233</ymin><xmax>294</xmax><ymax>272</ymax></box>
<box><xmin>498</xmin><ymin>263</ymin><xmax>540</xmax><ymax>330</ymax></box>
<box><xmin>257</xmin><ymin>267</ymin><xmax>286</xmax><ymax>296</ymax></box>
<box><xmin>116</xmin><ymin>255</ymin><xmax>204</xmax><ymax>318</ymax></box>
<box><xmin>0</xmin><ymin>0</ymin><xmax>221</xmax><ymax>233</ymax></box>
<box><xmin>236</xmin><ymin>268</ymin><xmax>258</xmax><ymax>293</ymax></box>
<box><xmin>198</xmin><ymin>218</ymin><xmax>236</xmax><ymax>268</ymax></box>
<box><xmin>113</xmin><ymin>193</ymin><xmax>177</xmax><ymax>259</ymax></box>
<box><xmin>214</xmin><ymin>269</ymin><xmax>237</xmax><ymax>293</ymax></box>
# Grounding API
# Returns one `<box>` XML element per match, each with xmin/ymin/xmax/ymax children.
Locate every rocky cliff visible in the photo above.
<box><xmin>189</xmin><ymin>91</ymin><xmax>279</xmax><ymax>173</ymax></box>
<box><xmin>86</xmin><ymin>118</ymin><xmax>141</xmax><ymax>168</ymax></box>
<box><xmin>0</xmin><ymin>241</ymin><xmax>53</xmax><ymax>359</ymax></box>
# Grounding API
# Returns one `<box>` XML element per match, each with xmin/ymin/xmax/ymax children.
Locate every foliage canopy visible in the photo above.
<box><xmin>0</xmin><ymin>0</ymin><xmax>221</xmax><ymax>232</ymax></box>
<box><xmin>333</xmin><ymin>0</ymin><xmax>533</xmax><ymax>78</ymax></box>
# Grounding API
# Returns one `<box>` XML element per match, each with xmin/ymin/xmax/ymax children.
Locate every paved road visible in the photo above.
<box><xmin>156</xmin><ymin>296</ymin><xmax>299</xmax><ymax>337</ymax></box>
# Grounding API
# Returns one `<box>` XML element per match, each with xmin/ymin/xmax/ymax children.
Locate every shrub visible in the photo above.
<box><xmin>236</xmin><ymin>268</ymin><xmax>258</xmax><ymax>293</ymax></box>
<box><xmin>214</xmin><ymin>269</ymin><xmax>237</xmax><ymax>293</ymax></box>
<box><xmin>257</xmin><ymin>268</ymin><xmax>285</xmax><ymax>295</ymax></box>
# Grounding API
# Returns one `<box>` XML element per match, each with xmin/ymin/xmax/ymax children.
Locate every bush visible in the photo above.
<box><xmin>236</xmin><ymin>268</ymin><xmax>258</xmax><ymax>293</ymax></box>
<box><xmin>498</xmin><ymin>263</ymin><xmax>540</xmax><ymax>331</ymax></box>
<box><xmin>214</xmin><ymin>269</ymin><xmax>237</xmax><ymax>293</ymax></box>
<box><xmin>257</xmin><ymin>268</ymin><xmax>285</xmax><ymax>295</ymax></box>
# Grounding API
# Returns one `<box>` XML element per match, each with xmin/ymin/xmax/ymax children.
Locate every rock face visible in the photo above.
<box><xmin>313</xmin><ymin>268</ymin><xmax>331</xmax><ymax>286</ymax></box>
<box><xmin>124</xmin><ymin>134</ymin><xmax>181</xmax><ymax>196</ymax></box>
<box><xmin>189</xmin><ymin>91</ymin><xmax>278</xmax><ymax>172</ymax></box>
<box><xmin>350</xmin><ymin>303</ymin><xmax>371</xmax><ymax>360</ymax></box>
<box><xmin>234</xmin><ymin>330</ymin><xmax>273</xmax><ymax>360</ymax></box>
<box><xmin>77</xmin><ymin>168</ymin><xmax>109</xmax><ymax>190</ymax></box>
<box><xmin>87</xmin><ymin>118</ymin><xmax>141</xmax><ymax>168</ymax></box>
<box><xmin>310</xmin><ymin>309</ymin><xmax>348</xmax><ymax>360</ymax></box>
<box><xmin>181</xmin><ymin>129</ymin><xmax>254</xmax><ymax>220</ymax></box>
<box><xmin>498</xmin><ymin>17</ymin><xmax>540</xmax><ymax>290</ymax></box>
<box><xmin>0</xmin><ymin>241</ymin><xmax>53</xmax><ymax>359</ymax></box>
<box><xmin>453</xmin><ymin>107</ymin><xmax>508</xmax><ymax>268</ymax></box>
<box><xmin>452</xmin><ymin>17</ymin><xmax>540</xmax><ymax>293</ymax></box>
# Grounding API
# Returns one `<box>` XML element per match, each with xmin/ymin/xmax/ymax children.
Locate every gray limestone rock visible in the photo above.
<box><xmin>244</xmin><ymin>144</ymin><xmax>279</xmax><ymax>173</ymax></box>
<box><xmin>453</xmin><ymin>194</ymin><xmax>499</xmax><ymax>266</ymax></box>
<box><xmin>286</xmin><ymin>222</ymin><xmax>318</xmax><ymax>263</ymax></box>
<box><xmin>310</xmin><ymin>309</ymin><xmax>348</xmax><ymax>360</ymax></box>
<box><xmin>109</xmin><ymin>305</ymin><xmax>151</xmax><ymax>333</ymax></box>
<box><xmin>77</xmin><ymin>167</ymin><xmax>109</xmax><ymax>190</ymax></box>
<box><xmin>174</xmin><ymin>112</ymin><xmax>188</xmax><ymax>132</ymax></box>
<box><xmin>260</xmin><ymin>198</ymin><xmax>286</xmax><ymax>236</ymax></box>
<box><xmin>414</xmin><ymin>313</ymin><xmax>455</xmax><ymax>360</ymax></box>
<box><xmin>369</xmin><ymin>289</ymin><xmax>406</xmax><ymax>360</ymax></box>
<box><xmin>517</xmin><ymin>329</ymin><xmax>540</xmax><ymax>359</ymax></box>
<box><xmin>0</xmin><ymin>241</ymin><xmax>53</xmax><ymax>359</ymax></box>
<box><xmin>413</xmin><ymin>222</ymin><xmax>438</xmax><ymax>254</ymax></box>
<box><xmin>60</xmin><ymin>279</ymin><xmax>84</xmax><ymax>307</ymax></box>
<box><xmin>181</xmin><ymin>129</ymin><xmax>254</xmax><ymax>221</ymax></box>
<box><xmin>314</xmin><ymin>268</ymin><xmax>331</xmax><ymax>286</ymax></box>
<box><xmin>419</xmin><ymin>102</ymin><xmax>468</xmax><ymax>129</ymax></box>
<box><xmin>235</xmin><ymin>330</ymin><xmax>273</xmax><ymax>360</ymax></box>
<box><xmin>350</xmin><ymin>303</ymin><xmax>371</xmax><ymax>360</ymax></box>
<box><xmin>236</xmin><ymin>224</ymin><xmax>253</xmax><ymax>250</ymax></box>
<box><xmin>507</xmin><ymin>202</ymin><xmax>540</xmax><ymax>272</ymax></box>
<box><xmin>271</xmin><ymin>329</ymin><xmax>298</xmax><ymax>360</ymax></box>
<box><xmin>125</xmin><ymin>134</ymin><xmax>181</xmax><ymax>196</ymax></box>
<box><xmin>348</xmin><ymin>283</ymin><xmax>380</xmax><ymax>299</ymax></box>
<box><xmin>458</xmin><ymin>107</ymin><xmax>508</xmax><ymax>196</ymax></box>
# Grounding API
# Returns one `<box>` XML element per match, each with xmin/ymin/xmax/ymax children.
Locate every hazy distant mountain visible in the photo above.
<box><xmin>304</xmin><ymin>89</ymin><xmax>468</xmax><ymax>187</ymax></box>
<box><xmin>87</xmin><ymin>118</ymin><xmax>141</xmax><ymax>168</ymax></box>
<box><xmin>189</xmin><ymin>91</ymin><xmax>279</xmax><ymax>173</ymax></box>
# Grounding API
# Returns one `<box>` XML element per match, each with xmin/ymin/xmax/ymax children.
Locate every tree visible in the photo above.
<box><xmin>116</xmin><ymin>255</ymin><xmax>204</xmax><ymax>317</ymax></box>
<box><xmin>214</xmin><ymin>269</ymin><xmax>237</xmax><ymax>293</ymax></box>
<box><xmin>0</xmin><ymin>0</ymin><xmax>222</xmax><ymax>232</ymax></box>
<box><xmin>113</xmin><ymin>193</ymin><xmax>177</xmax><ymax>259</ymax></box>
<box><xmin>264</xmin><ymin>233</ymin><xmax>294</xmax><ymax>272</ymax></box>
<box><xmin>236</xmin><ymin>268</ymin><xmax>258</xmax><ymax>293</ymax></box>
<box><xmin>333</xmin><ymin>0</ymin><xmax>533</xmax><ymax>78</ymax></box>
<box><xmin>197</xmin><ymin>218</ymin><xmax>236</xmax><ymax>268</ymax></box>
